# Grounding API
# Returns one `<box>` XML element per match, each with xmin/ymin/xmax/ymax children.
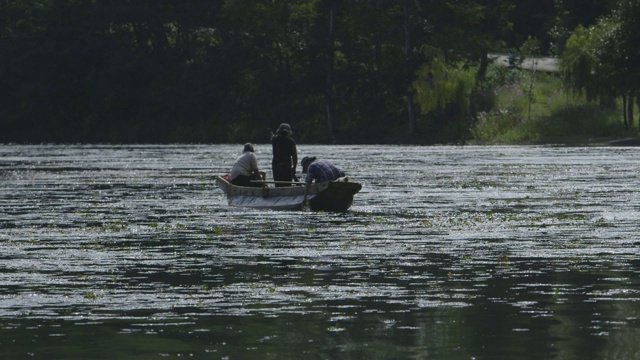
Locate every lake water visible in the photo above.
<box><xmin>1</xmin><ymin>144</ymin><xmax>639</xmax><ymax>359</ymax></box>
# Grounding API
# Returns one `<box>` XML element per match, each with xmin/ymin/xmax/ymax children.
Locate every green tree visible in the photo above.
<box><xmin>409</xmin><ymin>1</ymin><xmax>509</xmax><ymax>143</ymax></box>
<box><xmin>0</xmin><ymin>0</ymin><xmax>620</xmax><ymax>144</ymax></box>
<box><xmin>561</xmin><ymin>0</ymin><xmax>640</xmax><ymax>128</ymax></box>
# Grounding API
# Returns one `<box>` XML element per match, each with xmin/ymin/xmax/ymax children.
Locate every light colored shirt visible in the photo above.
<box><xmin>230</xmin><ymin>151</ymin><xmax>259</xmax><ymax>180</ymax></box>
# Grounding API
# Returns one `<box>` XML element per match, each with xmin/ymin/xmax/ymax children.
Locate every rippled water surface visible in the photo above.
<box><xmin>1</xmin><ymin>144</ymin><xmax>639</xmax><ymax>359</ymax></box>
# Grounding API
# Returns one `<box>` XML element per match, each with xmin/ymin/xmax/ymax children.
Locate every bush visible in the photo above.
<box><xmin>471</xmin><ymin>66</ymin><xmax>634</xmax><ymax>144</ymax></box>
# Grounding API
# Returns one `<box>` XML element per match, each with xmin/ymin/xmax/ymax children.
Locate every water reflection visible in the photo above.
<box><xmin>1</xmin><ymin>144</ymin><xmax>639</xmax><ymax>359</ymax></box>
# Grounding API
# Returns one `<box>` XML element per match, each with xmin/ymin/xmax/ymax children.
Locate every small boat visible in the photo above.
<box><xmin>215</xmin><ymin>175</ymin><xmax>362</xmax><ymax>212</ymax></box>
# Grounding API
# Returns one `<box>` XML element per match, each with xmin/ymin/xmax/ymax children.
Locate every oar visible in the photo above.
<box><xmin>301</xmin><ymin>181</ymin><xmax>311</xmax><ymax>211</ymax></box>
<box><xmin>251</xmin><ymin>180</ymin><xmax>304</xmax><ymax>186</ymax></box>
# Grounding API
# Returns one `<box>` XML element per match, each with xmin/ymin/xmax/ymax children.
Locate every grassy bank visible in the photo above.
<box><xmin>471</xmin><ymin>66</ymin><xmax>638</xmax><ymax>145</ymax></box>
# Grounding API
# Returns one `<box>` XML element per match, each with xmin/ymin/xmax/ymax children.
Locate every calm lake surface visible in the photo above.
<box><xmin>1</xmin><ymin>144</ymin><xmax>639</xmax><ymax>359</ymax></box>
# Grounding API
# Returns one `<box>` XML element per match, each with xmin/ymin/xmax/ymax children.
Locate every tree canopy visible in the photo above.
<box><xmin>560</xmin><ymin>0</ymin><xmax>640</xmax><ymax>127</ymax></box>
<box><xmin>0</xmin><ymin>0</ymin><xmax>629</xmax><ymax>144</ymax></box>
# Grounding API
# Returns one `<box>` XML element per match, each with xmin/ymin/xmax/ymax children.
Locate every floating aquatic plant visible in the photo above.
<box><xmin>84</xmin><ymin>292</ymin><xmax>101</xmax><ymax>301</ymax></box>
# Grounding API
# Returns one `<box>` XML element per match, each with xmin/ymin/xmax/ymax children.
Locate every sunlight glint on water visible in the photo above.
<box><xmin>1</xmin><ymin>144</ymin><xmax>639</xmax><ymax>359</ymax></box>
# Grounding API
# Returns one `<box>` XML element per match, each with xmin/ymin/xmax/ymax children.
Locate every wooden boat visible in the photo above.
<box><xmin>215</xmin><ymin>175</ymin><xmax>362</xmax><ymax>212</ymax></box>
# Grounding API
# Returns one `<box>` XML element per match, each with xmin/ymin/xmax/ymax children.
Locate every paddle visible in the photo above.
<box><xmin>301</xmin><ymin>181</ymin><xmax>311</xmax><ymax>211</ymax></box>
<box><xmin>251</xmin><ymin>180</ymin><xmax>304</xmax><ymax>186</ymax></box>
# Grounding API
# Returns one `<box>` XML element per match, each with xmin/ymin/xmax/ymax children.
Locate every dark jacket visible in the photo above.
<box><xmin>271</xmin><ymin>135</ymin><xmax>296</xmax><ymax>165</ymax></box>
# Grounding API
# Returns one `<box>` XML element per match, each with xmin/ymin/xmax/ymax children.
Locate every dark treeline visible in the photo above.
<box><xmin>0</xmin><ymin>0</ymin><xmax>615</xmax><ymax>144</ymax></box>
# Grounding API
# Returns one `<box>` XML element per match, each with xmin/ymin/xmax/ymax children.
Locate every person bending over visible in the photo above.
<box><xmin>300</xmin><ymin>156</ymin><xmax>345</xmax><ymax>203</ymax></box>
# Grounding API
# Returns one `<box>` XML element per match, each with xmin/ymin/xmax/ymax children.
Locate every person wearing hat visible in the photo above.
<box><xmin>301</xmin><ymin>156</ymin><xmax>345</xmax><ymax>203</ymax></box>
<box><xmin>229</xmin><ymin>143</ymin><xmax>265</xmax><ymax>187</ymax></box>
<box><xmin>271</xmin><ymin>123</ymin><xmax>298</xmax><ymax>187</ymax></box>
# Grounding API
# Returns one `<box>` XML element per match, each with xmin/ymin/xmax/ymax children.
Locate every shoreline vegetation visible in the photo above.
<box><xmin>2</xmin><ymin>1</ymin><xmax>638</xmax><ymax>146</ymax></box>
<box><xmin>470</xmin><ymin>66</ymin><xmax>639</xmax><ymax>146</ymax></box>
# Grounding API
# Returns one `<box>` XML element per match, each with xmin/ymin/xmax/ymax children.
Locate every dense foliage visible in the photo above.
<box><xmin>0</xmin><ymin>0</ymin><xmax>629</xmax><ymax>144</ymax></box>
<box><xmin>561</xmin><ymin>0</ymin><xmax>640</xmax><ymax>129</ymax></box>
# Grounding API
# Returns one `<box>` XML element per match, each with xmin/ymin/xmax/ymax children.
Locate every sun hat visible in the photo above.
<box><xmin>277</xmin><ymin>123</ymin><xmax>292</xmax><ymax>135</ymax></box>
<box><xmin>301</xmin><ymin>156</ymin><xmax>316</xmax><ymax>168</ymax></box>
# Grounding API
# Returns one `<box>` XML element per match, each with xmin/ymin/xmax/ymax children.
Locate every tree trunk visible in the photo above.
<box><xmin>403</xmin><ymin>0</ymin><xmax>417</xmax><ymax>139</ymax></box>
<box><xmin>374</xmin><ymin>0</ymin><xmax>382</xmax><ymax>71</ymax></box>
<box><xmin>637</xmin><ymin>97</ymin><xmax>640</xmax><ymax>130</ymax></box>
<box><xmin>477</xmin><ymin>50</ymin><xmax>489</xmax><ymax>83</ymax></box>
<box><xmin>627</xmin><ymin>95</ymin><xmax>634</xmax><ymax>129</ymax></box>
<box><xmin>623</xmin><ymin>95</ymin><xmax>629</xmax><ymax>129</ymax></box>
<box><xmin>325</xmin><ymin>2</ymin><xmax>337</xmax><ymax>143</ymax></box>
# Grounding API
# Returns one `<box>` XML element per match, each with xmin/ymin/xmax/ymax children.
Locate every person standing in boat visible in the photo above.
<box><xmin>301</xmin><ymin>156</ymin><xmax>345</xmax><ymax>204</ymax></box>
<box><xmin>270</xmin><ymin>123</ymin><xmax>298</xmax><ymax>187</ymax></box>
<box><xmin>229</xmin><ymin>143</ymin><xmax>265</xmax><ymax>187</ymax></box>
